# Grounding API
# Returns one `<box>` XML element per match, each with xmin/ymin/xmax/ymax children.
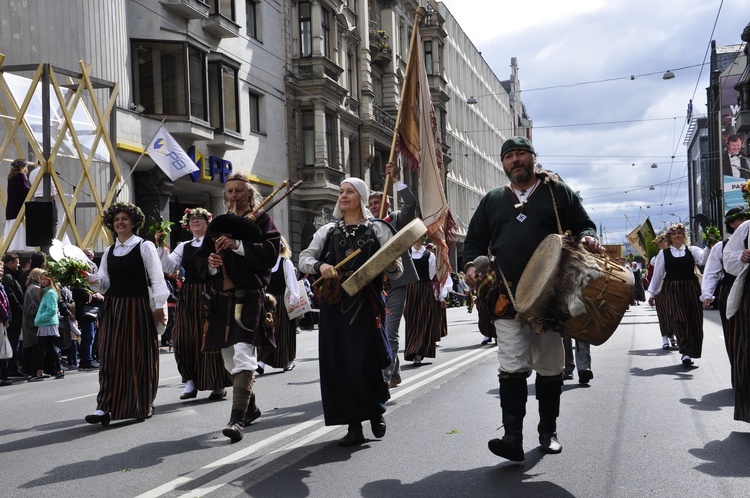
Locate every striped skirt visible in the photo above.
<box><xmin>660</xmin><ymin>279</ymin><xmax>703</xmax><ymax>358</ymax></box>
<box><xmin>173</xmin><ymin>283</ymin><xmax>231</xmax><ymax>390</ymax></box>
<box><xmin>257</xmin><ymin>292</ymin><xmax>297</xmax><ymax>369</ymax></box>
<box><xmin>404</xmin><ymin>282</ymin><xmax>438</xmax><ymax>360</ymax></box>
<box><xmin>728</xmin><ymin>278</ymin><xmax>750</xmax><ymax>422</ymax></box>
<box><xmin>654</xmin><ymin>291</ymin><xmax>671</xmax><ymax>338</ymax></box>
<box><xmin>96</xmin><ymin>296</ymin><xmax>159</xmax><ymax>420</ymax></box>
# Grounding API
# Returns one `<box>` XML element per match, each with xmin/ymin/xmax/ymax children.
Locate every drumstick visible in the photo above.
<box><xmin>312</xmin><ymin>249</ymin><xmax>362</xmax><ymax>287</ymax></box>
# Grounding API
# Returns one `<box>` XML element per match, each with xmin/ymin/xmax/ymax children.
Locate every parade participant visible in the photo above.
<box><xmin>463</xmin><ymin>136</ymin><xmax>600</xmax><ymax>461</ymax></box>
<box><xmin>159</xmin><ymin>207</ymin><xmax>231</xmax><ymax>400</ymax></box>
<box><xmin>722</xmin><ymin>216</ymin><xmax>750</xmax><ymax>422</ymax></box>
<box><xmin>195</xmin><ymin>173</ymin><xmax>280</xmax><ymax>443</ymax></box>
<box><xmin>403</xmin><ymin>237</ymin><xmax>437</xmax><ymax>366</ymax></box>
<box><xmin>257</xmin><ymin>236</ymin><xmax>301</xmax><ymax>373</ymax></box>
<box><xmin>29</xmin><ymin>271</ymin><xmax>64</xmax><ymax>381</ymax></box>
<box><xmin>84</xmin><ymin>202</ymin><xmax>169</xmax><ymax>425</ymax></box>
<box><xmin>648</xmin><ymin>234</ymin><xmax>676</xmax><ymax>349</ymax></box>
<box><xmin>631</xmin><ymin>262</ymin><xmax>646</xmax><ymax>305</ymax></box>
<box><xmin>299</xmin><ymin>177</ymin><xmax>402</xmax><ymax>446</ymax></box>
<box><xmin>647</xmin><ymin>223</ymin><xmax>710</xmax><ymax>367</ymax></box>
<box><xmin>701</xmin><ymin>207</ymin><xmax>749</xmax><ymax>386</ymax></box>
<box><xmin>367</xmin><ymin>162</ymin><xmax>418</xmax><ymax>389</ymax></box>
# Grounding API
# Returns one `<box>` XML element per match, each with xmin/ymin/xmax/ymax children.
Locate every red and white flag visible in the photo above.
<box><xmin>395</xmin><ymin>27</ymin><xmax>457</xmax><ymax>286</ymax></box>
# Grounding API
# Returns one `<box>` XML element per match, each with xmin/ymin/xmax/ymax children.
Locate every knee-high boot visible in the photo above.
<box><xmin>223</xmin><ymin>370</ymin><xmax>254</xmax><ymax>442</ymax></box>
<box><xmin>536</xmin><ymin>373</ymin><xmax>563</xmax><ymax>454</ymax></box>
<box><xmin>488</xmin><ymin>374</ymin><xmax>528</xmax><ymax>461</ymax></box>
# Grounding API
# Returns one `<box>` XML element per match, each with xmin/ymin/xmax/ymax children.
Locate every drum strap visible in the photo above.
<box><xmin>547</xmin><ymin>182</ymin><xmax>563</xmax><ymax>235</ymax></box>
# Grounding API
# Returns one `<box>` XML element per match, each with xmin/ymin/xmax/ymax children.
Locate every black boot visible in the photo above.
<box><xmin>536</xmin><ymin>373</ymin><xmax>563</xmax><ymax>454</ymax></box>
<box><xmin>339</xmin><ymin>423</ymin><xmax>365</xmax><ymax>446</ymax></box>
<box><xmin>488</xmin><ymin>374</ymin><xmax>528</xmax><ymax>461</ymax></box>
<box><xmin>243</xmin><ymin>391</ymin><xmax>261</xmax><ymax>426</ymax></box>
<box><xmin>222</xmin><ymin>420</ymin><xmax>244</xmax><ymax>443</ymax></box>
<box><xmin>224</xmin><ymin>371</ymin><xmax>253</xmax><ymax>442</ymax></box>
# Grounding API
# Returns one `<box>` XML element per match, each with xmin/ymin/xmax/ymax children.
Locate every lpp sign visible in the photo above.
<box><xmin>188</xmin><ymin>146</ymin><xmax>233</xmax><ymax>183</ymax></box>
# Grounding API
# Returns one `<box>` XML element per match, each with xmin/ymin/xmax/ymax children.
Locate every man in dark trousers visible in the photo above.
<box><xmin>463</xmin><ymin>136</ymin><xmax>600</xmax><ymax>462</ymax></box>
<box><xmin>368</xmin><ymin>162</ymin><xmax>418</xmax><ymax>389</ymax></box>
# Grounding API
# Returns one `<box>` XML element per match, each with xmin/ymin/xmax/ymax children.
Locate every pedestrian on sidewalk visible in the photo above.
<box><xmin>464</xmin><ymin>136</ymin><xmax>601</xmax><ymax>462</ymax></box>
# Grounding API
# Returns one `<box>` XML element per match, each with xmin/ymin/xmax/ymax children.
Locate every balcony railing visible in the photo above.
<box><xmin>373</xmin><ymin>104</ymin><xmax>395</xmax><ymax>130</ymax></box>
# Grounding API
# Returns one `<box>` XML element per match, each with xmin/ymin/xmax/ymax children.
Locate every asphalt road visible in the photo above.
<box><xmin>1</xmin><ymin>304</ymin><xmax>748</xmax><ymax>497</ymax></box>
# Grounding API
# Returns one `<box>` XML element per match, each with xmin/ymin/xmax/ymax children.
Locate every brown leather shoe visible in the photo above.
<box><xmin>222</xmin><ymin>420</ymin><xmax>244</xmax><ymax>442</ymax></box>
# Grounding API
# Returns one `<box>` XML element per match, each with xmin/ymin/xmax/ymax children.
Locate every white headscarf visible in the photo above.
<box><xmin>333</xmin><ymin>177</ymin><xmax>374</xmax><ymax>220</ymax></box>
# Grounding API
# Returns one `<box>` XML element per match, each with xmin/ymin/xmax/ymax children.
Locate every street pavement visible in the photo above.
<box><xmin>1</xmin><ymin>303</ymin><xmax>749</xmax><ymax>497</ymax></box>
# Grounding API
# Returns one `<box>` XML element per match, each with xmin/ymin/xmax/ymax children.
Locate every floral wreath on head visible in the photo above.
<box><xmin>726</xmin><ymin>207</ymin><xmax>750</xmax><ymax>225</ymax></box>
<box><xmin>180</xmin><ymin>207</ymin><xmax>212</xmax><ymax>228</ymax></box>
<box><xmin>652</xmin><ymin>232</ymin><xmax>666</xmax><ymax>246</ymax></box>
<box><xmin>741</xmin><ymin>180</ymin><xmax>750</xmax><ymax>204</ymax></box>
<box><xmin>667</xmin><ymin>223</ymin><xmax>686</xmax><ymax>235</ymax></box>
<box><xmin>702</xmin><ymin>225</ymin><xmax>721</xmax><ymax>245</ymax></box>
<box><xmin>102</xmin><ymin>202</ymin><xmax>145</xmax><ymax>231</ymax></box>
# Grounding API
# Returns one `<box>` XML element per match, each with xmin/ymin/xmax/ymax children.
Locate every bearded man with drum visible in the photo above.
<box><xmin>463</xmin><ymin>137</ymin><xmax>600</xmax><ymax>462</ymax></box>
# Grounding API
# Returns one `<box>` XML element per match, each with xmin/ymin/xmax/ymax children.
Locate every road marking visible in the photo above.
<box><xmin>137</xmin><ymin>346</ymin><xmax>496</xmax><ymax>498</ymax></box>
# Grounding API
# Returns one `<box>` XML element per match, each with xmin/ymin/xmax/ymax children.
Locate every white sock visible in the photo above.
<box><xmin>182</xmin><ymin>380</ymin><xmax>195</xmax><ymax>394</ymax></box>
<box><xmin>663</xmin><ymin>337</ymin><xmax>669</xmax><ymax>346</ymax></box>
<box><xmin>94</xmin><ymin>409</ymin><xmax>105</xmax><ymax>416</ymax></box>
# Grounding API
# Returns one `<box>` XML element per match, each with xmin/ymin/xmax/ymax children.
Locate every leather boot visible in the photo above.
<box><xmin>339</xmin><ymin>423</ymin><xmax>365</xmax><ymax>446</ymax></box>
<box><xmin>488</xmin><ymin>374</ymin><xmax>528</xmax><ymax>461</ymax></box>
<box><xmin>223</xmin><ymin>371</ymin><xmax>253</xmax><ymax>442</ymax></box>
<box><xmin>243</xmin><ymin>391</ymin><xmax>262</xmax><ymax>426</ymax></box>
<box><xmin>536</xmin><ymin>373</ymin><xmax>563</xmax><ymax>454</ymax></box>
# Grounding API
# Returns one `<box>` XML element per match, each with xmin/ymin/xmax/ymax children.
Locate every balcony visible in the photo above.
<box><xmin>159</xmin><ymin>0</ymin><xmax>209</xmax><ymax>19</ymax></box>
<box><xmin>373</xmin><ymin>104</ymin><xmax>395</xmax><ymax>131</ymax></box>
<box><xmin>207</xmin><ymin>129</ymin><xmax>244</xmax><ymax>150</ymax></box>
<box><xmin>164</xmin><ymin>119</ymin><xmax>214</xmax><ymax>141</ymax></box>
<box><xmin>203</xmin><ymin>13</ymin><xmax>241</xmax><ymax>38</ymax></box>
<box><xmin>372</xmin><ymin>46</ymin><xmax>393</xmax><ymax>68</ymax></box>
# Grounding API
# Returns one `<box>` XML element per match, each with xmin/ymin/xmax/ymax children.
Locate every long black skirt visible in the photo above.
<box><xmin>173</xmin><ymin>283</ymin><xmax>231</xmax><ymax>390</ymax></box>
<box><xmin>660</xmin><ymin>279</ymin><xmax>703</xmax><ymax>358</ymax></box>
<box><xmin>318</xmin><ymin>293</ymin><xmax>389</xmax><ymax>426</ymax></box>
<box><xmin>728</xmin><ymin>279</ymin><xmax>750</xmax><ymax>422</ymax></box>
<box><xmin>403</xmin><ymin>282</ymin><xmax>438</xmax><ymax>360</ymax></box>
<box><xmin>96</xmin><ymin>296</ymin><xmax>158</xmax><ymax>420</ymax></box>
<box><xmin>257</xmin><ymin>292</ymin><xmax>297</xmax><ymax>368</ymax></box>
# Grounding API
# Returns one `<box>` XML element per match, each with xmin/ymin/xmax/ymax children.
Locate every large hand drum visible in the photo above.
<box><xmin>515</xmin><ymin>234</ymin><xmax>633</xmax><ymax>346</ymax></box>
<box><xmin>342</xmin><ymin>218</ymin><xmax>427</xmax><ymax>297</ymax></box>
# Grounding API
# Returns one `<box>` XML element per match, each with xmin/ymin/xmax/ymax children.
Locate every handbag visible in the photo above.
<box><xmin>0</xmin><ymin>325</ymin><xmax>12</xmax><ymax>360</ymax></box>
<box><xmin>82</xmin><ymin>304</ymin><xmax>100</xmax><ymax>321</ymax></box>
<box><xmin>285</xmin><ymin>280</ymin><xmax>312</xmax><ymax>320</ymax></box>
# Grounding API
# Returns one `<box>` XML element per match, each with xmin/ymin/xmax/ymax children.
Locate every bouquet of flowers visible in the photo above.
<box><xmin>701</xmin><ymin>225</ymin><xmax>721</xmax><ymax>246</ymax></box>
<box><xmin>46</xmin><ymin>257</ymin><xmax>90</xmax><ymax>288</ymax></box>
<box><xmin>147</xmin><ymin>216</ymin><xmax>174</xmax><ymax>247</ymax></box>
<box><xmin>742</xmin><ymin>180</ymin><xmax>750</xmax><ymax>204</ymax></box>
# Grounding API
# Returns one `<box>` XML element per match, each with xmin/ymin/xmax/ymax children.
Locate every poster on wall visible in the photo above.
<box><xmin>721</xmin><ymin>63</ymin><xmax>749</xmax><ymax>213</ymax></box>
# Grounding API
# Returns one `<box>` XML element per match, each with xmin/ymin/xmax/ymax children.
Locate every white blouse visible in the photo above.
<box><xmin>647</xmin><ymin>243</ymin><xmax>710</xmax><ymax>297</ymax></box>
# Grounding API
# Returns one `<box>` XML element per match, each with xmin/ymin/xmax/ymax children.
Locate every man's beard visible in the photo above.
<box><xmin>504</xmin><ymin>162</ymin><xmax>534</xmax><ymax>184</ymax></box>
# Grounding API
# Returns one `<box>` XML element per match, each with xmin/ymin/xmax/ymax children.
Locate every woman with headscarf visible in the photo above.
<box><xmin>299</xmin><ymin>178</ymin><xmax>403</xmax><ymax>446</ymax></box>
<box><xmin>648</xmin><ymin>223</ymin><xmax>710</xmax><ymax>367</ymax></box>
<box><xmin>257</xmin><ymin>235</ymin><xmax>301</xmax><ymax>373</ymax></box>
<box><xmin>83</xmin><ymin>202</ymin><xmax>169</xmax><ymax>426</ymax></box>
<box><xmin>159</xmin><ymin>207</ymin><xmax>231</xmax><ymax>401</ymax></box>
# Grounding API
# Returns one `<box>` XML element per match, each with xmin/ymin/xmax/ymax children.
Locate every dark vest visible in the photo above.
<box><xmin>182</xmin><ymin>243</ymin><xmax>208</xmax><ymax>284</ymax></box>
<box><xmin>267</xmin><ymin>260</ymin><xmax>287</xmax><ymax>296</ymax></box>
<box><xmin>413</xmin><ymin>254</ymin><xmax>431</xmax><ymax>282</ymax></box>
<box><xmin>105</xmin><ymin>242</ymin><xmax>149</xmax><ymax>297</ymax></box>
<box><xmin>663</xmin><ymin>247</ymin><xmax>697</xmax><ymax>282</ymax></box>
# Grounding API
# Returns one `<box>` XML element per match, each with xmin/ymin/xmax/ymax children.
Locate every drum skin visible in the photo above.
<box><xmin>516</xmin><ymin>234</ymin><xmax>633</xmax><ymax>346</ymax></box>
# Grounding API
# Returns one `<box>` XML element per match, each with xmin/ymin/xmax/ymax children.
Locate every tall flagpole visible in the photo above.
<box><xmin>379</xmin><ymin>8</ymin><xmax>423</xmax><ymax>219</ymax></box>
<box><xmin>114</xmin><ymin>117</ymin><xmax>167</xmax><ymax>201</ymax></box>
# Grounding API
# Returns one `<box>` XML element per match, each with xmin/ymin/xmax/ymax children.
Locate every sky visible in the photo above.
<box><xmin>440</xmin><ymin>0</ymin><xmax>749</xmax><ymax>248</ymax></box>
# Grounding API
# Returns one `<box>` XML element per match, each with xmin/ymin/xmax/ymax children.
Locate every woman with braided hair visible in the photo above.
<box><xmin>83</xmin><ymin>202</ymin><xmax>169</xmax><ymax>426</ymax></box>
<box><xmin>299</xmin><ymin>178</ymin><xmax>402</xmax><ymax>446</ymax></box>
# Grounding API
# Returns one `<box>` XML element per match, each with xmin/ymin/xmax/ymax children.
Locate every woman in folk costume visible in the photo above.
<box><xmin>158</xmin><ymin>207</ymin><xmax>231</xmax><ymax>401</ymax></box>
<box><xmin>648</xmin><ymin>233</ymin><xmax>676</xmax><ymax>350</ymax></box>
<box><xmin>299</xmin><ymin>178</ymin><xmax>402</xmax><ymax>446</ymax></box>
<box><xmin>722</xmin><ymin>216</ymin><xmax>750</xmax><ymax>422</ymax></box>
<box><xmin>257</xmin><ymin>235</ymin><xmax>301</xmax><ymax>373</ymax></box>
<box><xmin>403</xmin><ymin>237</ymin><xmax>438</xmax><ymax>366</ymax></box>
<box><xmin>700</xmin><ymin>207</ymin><xmax>749</xmax><ymax>388</ymax></box>
<box><xmin>195</xmin><ymin>173</ymin><xmax>281</xmax><ymax>443</ymax></box>
<box><xmin>84</xmin><ymin>202</ymin><xmax>169</xmax><ymax>426</ymax></box>
<box><xmin>648</xmin><ymin>224</ymin><xmax>710</xmax><ymax>366</ymax></box>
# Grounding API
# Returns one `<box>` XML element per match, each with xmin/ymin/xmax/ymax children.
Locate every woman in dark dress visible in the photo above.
<box><xmin>160</xmin><ymin>207</ymin><xmax>231</xmax><ymax>400</ymax></box>
<box><xmin>647</xmin><ymin>224</ymin><xmax>709</xmax><ymax>366</ymax></box>
<box><xmin>4</xmin><ymin>158</ymin><xmax>32</xmax><ymax>252</ymax></box>
<box><xmin>299</xmin><ymin>178</ymin><xmax>402</xmax><ymax>446</ymax></box>
<box><xmin>84</xmin><ymin>202</ymin><xmax>168</xmax><ymax>425</ymax></box>
<box><xmin>403</xmin><ymin>238</ymin><xmax>438</xmax><ymax>365</ymax></box>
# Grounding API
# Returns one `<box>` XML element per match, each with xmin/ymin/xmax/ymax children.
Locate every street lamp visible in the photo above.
<box><xmin>466</xmin><ymin>96</ymin><xmax>478</xmax><ymax>105</ymax></box>
<box><xmin>662</xmin><ymin>70</ymin><xmax>676</xmax><ymax>80</ymax></box>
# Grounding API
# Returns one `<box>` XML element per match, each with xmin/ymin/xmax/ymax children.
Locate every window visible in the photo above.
<box><xmin>208</xmin><ymin>60</ymin><xmax>239</xmax><ymax>133</ymax></box>
<box><xmin>322</xmin><ymin>9</ymin><xmax>330</xmax><ymax>58</ymax></box>
<box><xmin>424</xmin><ymin>40</ymin><xmax>433</xmax><ymax>75</ymax></box>
<box><xmin>299</xmin><ymin>1</ymin><xmax>312</xmax><ymax>57</ymax></box>
<box><xmin>208</xmin><ymin>0</ymin><xmax>235</xmax><ymax>20</ymax></box>
<box><xmin>248</xmin><ymin>91</ymin><xmax>261</xmax><ymax>133</ymax></box>
<box><xmin>246</xmin><ymin>0</ymin><xmax>259</xmax><ymax>40</ymax></box>
<box><xmin>347</xmin><ymin>52</ymin><xmax>356</xmax><ymax>95</ymax></box>
<box><xmin>132</xmin><ymin>40</ymin><xmax>207</xmax><ymax>121</ymax></box>
<box><xmin>302</xmin><ymin>112</ymin><xmax>315</xmax><ymax>166</ymax></box>
<box><xmin>325</xmin><ymin>113</ymin><xmax>335</xmax><ymax>168</ymax></box>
